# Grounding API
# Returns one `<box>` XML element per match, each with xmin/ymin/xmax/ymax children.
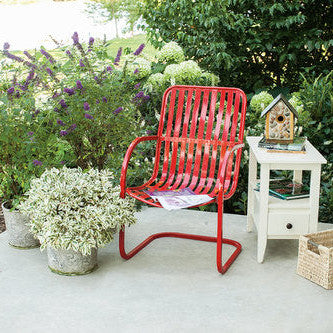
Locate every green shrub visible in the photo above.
<box><xmin>2</xmin><ymin>33</ymin><xmax>147</xmax><ymax>172</ymax></box>
<box><xmin>297</xmin><ymin>71</ymin><xmax>333</xmax><ymax>223</ymax></box>
<box><xmin>141</xmin><ymin>0</ymin><xmax>333</xmax><ymax>92</ymax></box>
<box><xmin>0</xmin><ymin>61</ymin><xmax>74</xmax><ymax>208</ymax></box>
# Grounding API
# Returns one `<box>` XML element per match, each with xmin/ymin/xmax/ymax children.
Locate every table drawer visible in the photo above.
<box><xmin>267</xmin><ymin>213</ymin><xmax>309</xmax><ymax>236</ymax></box>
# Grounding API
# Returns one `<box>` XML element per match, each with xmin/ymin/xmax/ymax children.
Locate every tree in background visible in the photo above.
<box><xmin>87</xmin><ymin>0</ymin><xmax>142</xmax><ymax>38</ymax></box>
<box><xmin>87</xmin><ymin>0</ymin><xmax>123</xmax><ymax>38</ymax></box>
<box><xmin>141</xmin><ymin>0</ymin><xmax>333</xmax><ymax>92</ymax></box>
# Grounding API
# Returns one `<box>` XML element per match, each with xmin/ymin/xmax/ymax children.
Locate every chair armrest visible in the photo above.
<box><xmin>120</xmin><ymin>135</ymin><xmax>158</xmax><ymax>198</ymax></box>
<box><xmin>217</xmin><ymin>143</ymin><xmax>245</xmax><ymax>200</ymax></box>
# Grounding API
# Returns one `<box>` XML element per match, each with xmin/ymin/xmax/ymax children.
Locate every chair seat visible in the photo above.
<box><xmin>126</xmin><ymin>187</ymin><xmax>216</xmax><ymax>208</ymax></box>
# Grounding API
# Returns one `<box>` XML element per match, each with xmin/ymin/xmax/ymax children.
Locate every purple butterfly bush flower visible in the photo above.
<box><xmin>31</xmin><ymin>109</ymin><xmax>40</xmax><ymax>118</ymax></box>
<box><xmin>132</xmin><ymin>91</ymin><xmax>149</xmax><ymax>105</ymax></box>
<box><xmin>68</xmin><ymin>123</ymin><xmax>77</xmax><ymax>131</ymax></box>
<box><xmin>133</xmin><ymin>91</ymin><xmax>144</xmax><ymax>100</ymax></box>
<box><xmin>46</xmin><ymin>67</ymin><xmax>53</xmax><ymax>76</ymax></box>
<box><xmin>57</xmin><ymin>119</ymin><xmax>65</xmax><ymax>126</ymax></box>
<box><xmin>27</xmin><ymin>71</ymin><xmax>34</xmax><ymax>81</ymax></box>
<box><xmin>76</xmin><ymin>80</ymin><xmax>83</xmax><ymax>89</ymax></box>
<box><xmin>33</xmin><ymin>160</ymin><xmax>43</xmax><ymax>166</ymax></box>
<box><xmin>89</xmin><ymin>37</ymin><xmax>94</xmax><ymax>46</ymax></box>
<box><xmin>23</xmin><ymin>50</ymin><xmax>35</xmax><ymax>61</ymax></box>
<box><xmin>60</xmin><ymin>130</ymin><xmax>68</xmax><ymax>136</ymax></box>
<box><xmin>146</xmin><ymin>130</ymin><xmax>152</xmax><ymax>135</ymax></box>
<box><xmin>65</xmin><ymin>49</ymin><xmax>74</xmax><ymax>59</ymax></box>
<box><xmin>114</xmin><ymin>47</ymin><xmax>122</xmax><ymax>65</ymax></box>
<box><xmin>3</xmin><ymin>51</ymin><xmax>24</xmax><ymax>63</ymax></box>
<box><xmin>102</xmin><ymin>97</ymin><xmax>108</xmax><ymax>103</ymax></box>
<box><xmin>83</xmin><ymin>102</ymin><xmax>90</xmax><ymax>110</ymax></box>
<box><xmin>134</xmin><ymin>68</ymin><xmax>139</xmax><ymax>74</ymax></box>
<box><xmin>72</xmin><ymin>32</ymin><xmax>79</xmax><ymax>45</ymax></box>
<box><xmin>7</xmin><ymin>87</ymin><xmax>15</xmax><ymax>94</ymax></box>
<box><xmin>40</xmin><ymin>48</ymin><xmax>55</xmax><ymax>64</ymax></box>
<box><xmin>60</xmin><ymin>161</ymin><xmax>66</xmax><ymax>165</ymax></box>
<box><xmin>52</xmin><ymin>91</ymin><xmax>60</xmax><ymax>99</ymax></box>
<box><xmin>54</xmin><ymin>107</ymin><xmax>59</xmax><ymax>112</ymax></box>
<box><xmin>28</xmin><ymin>131</ymin><xmax>34</xmax><ymax>136</ymax></box>
<box><xmin>64</xmin><ymin>88</ymin><xmax>75</xmax><ymax>96</ymax></box>
<box><xmin>15</xmin><ymin>91</ymin><xmax>20</xmax><ymax>98</ymax></box>
<box><xmin>79</xmin><ymin>59</ymin><xmax>85</xmax><ymax>67</ymax></box>
<box><xmin>133</xmin><ymin>43</ymin><xmax>145</xmax><ymax>56</ymax></box>
<box><xmin>3</xmin><ymin>42</ymin><xmax>10</xmax><ymax>50</ymax></box>
<box><xmin>59</xmin><ymin>99</ymin><xmax>68</xmax><ymax>108</ymax></box>
<box><xmin>134</xmin><ymin>82</ymin><xmax>141</xmax><ymax>89</ymax></box>
<box><xmin>113</xmin><ymin>107</ymin><xmax>123</xmax><ymax>115</ymax></box>
<box><xmin>84</xmin><ymin>113</ymin><xmax>93</xmax><ymax>120</ymax></box>
<box><xmin>96</xmin><ymin>99</ymin><xmax>100</xmax><ymax>104</ymax></box>
<box><xmin>3</xmin><ymin>48</ymin><xmax>37</xmax><ymax>69</ymax></box>
<box><xmin>19</xmin><ymin>83</ymin><xmax>27</xmax><ymax>91</ymax></box>
<box><xmin>106</xmin><ymin>66</ymin><xmax>112</xmax><ymax>72</ymax></box>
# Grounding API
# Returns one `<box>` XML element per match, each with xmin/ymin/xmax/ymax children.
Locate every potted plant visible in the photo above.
<box><xmin>19</xmin><ymin>167</ymin><xmax>137</xmax><ymax>275</ymax></box>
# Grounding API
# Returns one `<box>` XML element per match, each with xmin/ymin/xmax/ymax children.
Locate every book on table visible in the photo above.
<box><xmin>144</xmin><ymin>187</ymin><xmax>213</xmax><ymax>210</ymax></box>
<box><xmin>258</xmin><ymin>136</ymin><xmax>307</xmax><ymax>153</ymax></box>
<box><xmin>254</xmin><ymin>179</ymin><xmax>310</xmax><ymax>200</ymax></box>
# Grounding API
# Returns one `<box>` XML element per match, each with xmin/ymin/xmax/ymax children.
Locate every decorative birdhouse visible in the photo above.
<box><xmin>261</xmin><ymin>93</ymin><xmax>298</xmax><ymax>144</ymax></box>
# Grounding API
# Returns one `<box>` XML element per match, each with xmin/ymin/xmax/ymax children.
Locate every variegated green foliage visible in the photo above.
<box><xmin>19</xmin><ymin>167</ymin><xmax>136</xmax><ymax>255</ymax></box>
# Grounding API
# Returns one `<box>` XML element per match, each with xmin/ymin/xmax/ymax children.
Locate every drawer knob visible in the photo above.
<box><xmin>286</xmin><ymin>223</ymin><xmax>293</xmax><ymax>229</ymax></box>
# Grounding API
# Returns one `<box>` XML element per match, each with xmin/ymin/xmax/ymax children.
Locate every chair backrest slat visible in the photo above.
<box><xmin>155</xmin><ymin>85</ymin><xmax>247</xmax><ymax>195</ymax></box>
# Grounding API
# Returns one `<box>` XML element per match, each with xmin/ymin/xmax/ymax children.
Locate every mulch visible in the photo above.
<box><xmin>0</xmin><ymin>201</ymin><xmax>6</xmax><ymax>234</ymax></box>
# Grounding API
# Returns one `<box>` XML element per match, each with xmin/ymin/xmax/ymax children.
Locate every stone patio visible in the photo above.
<box><xmin>0</xmin><ymin>208</ymin><xmax>332</xmax><ymax>332</ymax></box>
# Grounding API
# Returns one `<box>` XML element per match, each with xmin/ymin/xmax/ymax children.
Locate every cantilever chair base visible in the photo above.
<box><xmin>119</xmin><ymin>228</ymin><xmax>242</xmax><ymax>274</ymax></box>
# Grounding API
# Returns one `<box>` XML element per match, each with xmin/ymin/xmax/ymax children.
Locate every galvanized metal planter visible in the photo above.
<box><xmin>1</xmin><ymin>202</ymin><xmax>39</xmax><ymax>249</ymax></box>
<box><xmin>47</xmin><ymin>246</ymin><xmax>98</xmax><ymax>276</ymax></box>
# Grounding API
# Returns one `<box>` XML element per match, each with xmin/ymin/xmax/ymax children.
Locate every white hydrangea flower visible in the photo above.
<box><xmin>179</xmin><ymin>60</ymin><xmax>202</xmax><ymax>80</ymax></box>
<box><xmin>200</xmin><ymin>72</ymin><xmax>220</xmax><ymax>86</ymax></box>
<box><xmin>157</xmin><ymin>41</ymin><xmax>185</xmax><ymax>64</ymax></box>
<box><xmin>126</xmin><ymin>57</ymin><xmax>151</xmax><ymax>79</ymax></box>
<box><xmin>144</xmin><ymin>73</ymin><xmax>165</xmax><ymax>92</ymax></box>
<box><xmin>289</xmin><ymin>94</ymin><xmax>304</xmax><ymax>114</ymax></box>
<box><xmin>164</xmin><ymin>60</ymin><xmax>202</xmax><ymax>85</ymax></box>
<box><xmin>164</xmin><ymin>63</ymin><xmax>182</xmax><ymax>82</ymax></box>
<box><xmin>250</xmin><ymin>91</ymin><xmax>274</xmax><ymax>113</ymax></box>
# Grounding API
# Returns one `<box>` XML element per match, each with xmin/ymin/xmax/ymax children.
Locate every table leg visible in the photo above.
<box><xmin>309</xmin><ymin>165</ymin><xmax>321</xmax><ymax>233</ymax></box>
<box><xmin>293</xmin><ymin>170</ymin><xmax>302</xmax><ymax>183</ymax></box>
<box><xmin>247</xmin><ymin>148</ymin><xmax>257</xmax><ymax>232</ymax></box>
<box><xmin>257</xmin><ymin>164</ymin><xmax>270</xmax><ymax>263</ymax></box>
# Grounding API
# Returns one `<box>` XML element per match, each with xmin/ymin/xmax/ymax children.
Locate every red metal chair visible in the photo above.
<box><xmin>120</xmin><ymin>85</ymin><xmax>247</xmax><ymax>274</ymax></box>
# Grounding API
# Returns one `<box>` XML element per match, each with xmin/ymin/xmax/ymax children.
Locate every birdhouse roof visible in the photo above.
<box><xmin>260</xmin><ymin>93</ymin><xmax>298</xmax><ymax>118</ymax></box>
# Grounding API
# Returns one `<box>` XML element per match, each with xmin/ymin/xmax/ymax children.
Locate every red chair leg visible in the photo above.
<box><xmin>216</xmin><ymin>196</ymin><xmax>242</xmax><ymax>274</ymax></box>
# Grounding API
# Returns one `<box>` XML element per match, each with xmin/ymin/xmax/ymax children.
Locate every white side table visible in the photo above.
<box><xmin>246</xmin><ymin>136</ymin><xmax>327</xmax><ymax>263</ymax></box>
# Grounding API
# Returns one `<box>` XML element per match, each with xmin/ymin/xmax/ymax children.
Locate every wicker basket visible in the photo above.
<box><xmin>297</xmin><ymin>229</ymin><xmax>333</xmax><ymax>289</ymax></box>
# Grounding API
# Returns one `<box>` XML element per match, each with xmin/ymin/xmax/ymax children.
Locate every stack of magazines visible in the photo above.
<box><xmin>254</xmin><ymin>179</ymin><xmax>310</xmax><ymax>200</ymax></box>
<box><xmin>144</xmin><ymin>188</ymin><xmax>213</xmax><ymax>210</ymax></box>
<box><xmin>258</xmin><ymin>137</ymin><xmax>307</xmax><ymax>153</ymax></box>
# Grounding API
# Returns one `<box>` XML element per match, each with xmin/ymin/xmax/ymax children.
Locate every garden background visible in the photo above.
<box><xmin>0</xmin><ymin>0</ymin><xmax>332</xmax><ymax>226</ymax></box>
